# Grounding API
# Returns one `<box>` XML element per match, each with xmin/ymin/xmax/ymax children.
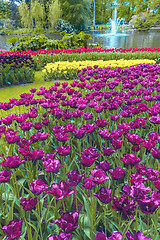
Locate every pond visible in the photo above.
<box><xmin>0</xmin><ymin>29</ymin><xmax>160</xmax><ymax>50</ymax></box>
<box><xmin>90</xmin><ymin>29</ymin><xmax>160</xmax><ymax>49</ymax></box>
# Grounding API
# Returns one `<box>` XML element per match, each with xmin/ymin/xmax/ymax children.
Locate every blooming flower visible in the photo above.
<box><xmin>1</xmin><ymin>219</ymin><xmax>23</xmax><ymax>240</ymax></box>
<box><xmin>93</xmin><ymin>187</ymin><xmax>113</xmax><ymax>204</ymax></box>
<box><xmin>90</xmin><ymin>168</ymin><xmax>109</xmax><ymax>184</ymax></box>
<box><xmin>80</xmin><ymin>146</ymin><xmax>102</xmax><ymax>167</ymax></box>
<box><xmin>54</xmin><ymin>212</ymin><xmax>79</xmax><ymax>233</ymax></box>
<box><xmin>46</xmin><ymin>181</ymin><xmax>74</xmax><ymax>200</ymax></box>
<box><xmin>109</xmin><ymin>167</ymin><xmax>125</xmax><ymax>180</ymax></box>
<box><xmin>47</xmin><ymin>232</ymin><xmax>72</xmax><ymax>240</ymax></box>
<box><xmin>20</xmin><ymin>196</ymin><xmax>37</xmax><ymax>211</ymax></box>
<box><xmin>0</xmin><ymin>155</ymin><xmax>25</xmax><ymax>169</ymax></box>
<box><xmin>126</xmin><ymin>231</ymin><xmax>153</xmax><ymax>240</ymax></box>
<box><xmin>151</xmin><ymin>148</ymin><xmax>160</xmax><ymax>159</ymax></box>
<box><xmin>42</xmin><ymin>158</ymin><xmax>64</xmax><ymax>173</ymax></box>
<box><xmin>103</xmin><ymin>147</ymin><xmax>115</xmax><ymax>156</ymax></box>
<box><xmin>30</xmin><ymin>179</ymin><xmax>48</xmax><ymax>195</ymax></box>
<box><xmin>112</xmin><ymin>193</ymin><xmax>137</xmax><ymax>220</ymax></box>
<box><xmin>96</xmin><ymin>231</ymin><xmax>123</xmax><ymax>240</ymax></box>
<box><xmin>54</xmin><ymin>145</ymin><xmax>71</xmax><ymax>156</ymax></box>
<box><xmin>67</xmin><ymin>169</ymin><xmax>85</xmax><ymax>186</ymax></box>
<box><xmin>120</xmin><ymin>153</ymin><xmax>141</xmax><ymax>167</ymax></box>
<box><xmin>0</xmin><ymin>169</ymin><xmax>12</xmax><ymax>183</ymax></box>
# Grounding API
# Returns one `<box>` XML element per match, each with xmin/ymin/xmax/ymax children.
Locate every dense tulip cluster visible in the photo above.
<box><xmin>0</xmin><ymin>55</ymin><xmax>34</xmax><ymax>69</ymax></box>
<box><xmin>0</xmin><ymin>62</ymin><xmax>160</xmax><ymax>239</ymax></box>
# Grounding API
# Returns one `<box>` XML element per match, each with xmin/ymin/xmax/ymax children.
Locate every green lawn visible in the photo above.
<box><xmin>0</xmin><ymin>71</ymin><xmax>72</xmax><ymax>103</ymax></box>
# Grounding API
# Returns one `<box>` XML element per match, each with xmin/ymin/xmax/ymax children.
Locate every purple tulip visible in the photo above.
<box><xmin>83</xmin><ymin>112</ymin><xmax>93</xmax><ymax>120</ymax></box>
<box><xmin>42</xmin><ymin>158</ymin><xmax>64</xmax><ymax>173</ymax></box>
<box><xmin>47</xmin><ymin>231</ymin><xmax>72</xmax><ymax>240</ymax></box>
<box><xmin>137</xmin><ymin>191</ymin><xmax>160</xmax><ymax>214</ymax></box>
<box><xmin>149</xmin><ymin>116</ymin><xmax>160</xmax><ymax>124</ymax></box>
<box><xmin>54</xmin><ymin>145</ymin><xmax>71</xmax><ymax>156</ymax></box>
<box><xmin>109</xmin><ymin>167</ymin><xmax>125</xmax><ymax>180</ymax></box>
<box><xmin>30</xmin><ymin>179</ymin><xmax>48</xmax><ymax>195</ymax></box>
<box><xmin>123</xmin><ymin>182</ymin><xmax>151</xmax><ymax>201</ymax></box>
<box><xmin>112</xmin><ymin>193</ymin><xmax>137</xmax><ymax>220</ymax></box>
<box><xmin>110</xmin><ymin>114</ymin><xmax>120</xmax><ymax>121</ymax></box>
<box><xmin>81</xmin><ymin>177</ymin><xmax>96</xmax><ymax>189</ymax></box>
<box><xmin>90</xmin><ymin>168</ymin><xmax>109</xmax><ymax>184</ymax></box>
<box><xmin>80</xmin><ymin>146</ymin><xmax>102</xmax><ymax>167</ymax></box>
<box><xmin>94</xmin><ymin>119</ymin><xmax>109</xmax><ymax>128</ymax></box>
<box><xmin>103</xmin><ymin>147</ymin><xmax>115</xmax><ymax>156</ymax></box>
<box><xmin>98</xmin><ymin>160</ymin><xmax>111</xmax><ymax>172</ymax></box>
<box><xmin>96</xmin><ymin>231</ymin><xmax>123</xmax><ymax>240</ymax></box>
<box><xmin>93</xmin><ymin>187</ymin><xmax>113</xmax><ymax>204</ymax></box>
<box><xmin>0</xmin><ymin>169</ymin><xmax>12</xmax><ymax>183</ymax></box>
<box><xmin>126</xmin><ymin>231</ymin><xmax>153</xmax><ymax>240</ymax></box>
<box><xmin>67</xmin><ymin>169</ymin><xmax>85</xmax><ymax>186</ymax></box>
<box><xmin>54</xmin><ymin>212</ymin><xmax>79</xmax><ymax>233</ymax></box>
<box><xmin>20</xmin><ymin>196</ymin><xmax>37</xmax><ymax>211</ymax></box>
<box><xmin>112</xmin><ymin>138</ymin><xmax>123</xmax><ymax>149</ymax></box>
<box><xmin>1</xmin><ymin>219</ymin><xmax>23</xmax><ymax>240</ymax></box>
<box><xmin>120</xmin><ymin>153</ymin><xmax>141</xmax><ymax>167</ymax></box>
<box><xmin>63</xmin><ymin>124</ymin><xmax>76</xmax><ymax>132</ymax></box>
<box><xmin>0</xmin><ymin>155</ymin><xmax>25</xmax><ymax>169</ymax></box>
<box><xmin>151</xmin><ymin>148</ymin><xmax>160</xmax><ymax>159</ymax></box>
<box><xmin>46</xmin><ymin>181</ymin><xmax>74</xmax><ymax>200</ymax></box>
<box><xmin>54</xmin><ymin>132</ymin><xmax>70</xmax><ymax>142</ymax></box>
<box><xmin>19</xmin><ymin>121</ymin><xmax>33</xmax><ymax>131</ymax></box>
<box><xmin>73</xmin><ymin>130</ymin><xmax>85</xmax><ymax>139</ymax></box>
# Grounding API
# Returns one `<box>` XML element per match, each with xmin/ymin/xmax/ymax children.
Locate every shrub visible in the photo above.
<box><xmin>55</xmin><ymin>19</ymin><xmax>73</xmax><ymax>33</ymax></box>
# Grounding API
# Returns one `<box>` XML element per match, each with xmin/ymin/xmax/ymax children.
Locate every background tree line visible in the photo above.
<box><xmin>0</xmin><ymin>0</ymin><xmax>159</xmax><ymax>31</ymax></box>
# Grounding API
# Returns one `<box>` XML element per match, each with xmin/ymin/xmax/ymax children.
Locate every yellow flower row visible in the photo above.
<box><xmin>42</xmin><ymin>59</ymin><xmax>156</xmax><ymax>74</ymax></box>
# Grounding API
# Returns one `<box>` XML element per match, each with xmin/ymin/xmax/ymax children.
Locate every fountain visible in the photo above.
<box><xmin>111</xmin><ymin>7</ymin><xmax>118</xmax><ymax>34</ymax></box>
<box><xmin>90</xmin><ymin>1</ymin><xmax>131</xmax><ymax>48</ymax></box>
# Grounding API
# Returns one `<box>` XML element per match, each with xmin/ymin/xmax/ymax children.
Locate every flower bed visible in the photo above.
<box><xmin>0</xmin><ymin>55</ymin><xmax>35</xmax><ymax>87</ymax></box>
<box><xmin>42</xmin><ymin>59</ymin><xmax>156</xmax><ymax>81</ymax></box>
<box><xmin>0</xmin><ymin>48</ymin><xmax>160</xmax><ymax>71</ymax></box>
<box><xmin>0</xmin><ymin>63</ymin><xmax>160</xmax><ymax>239</ymax></box>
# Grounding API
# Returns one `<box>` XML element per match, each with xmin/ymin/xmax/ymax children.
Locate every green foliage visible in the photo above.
<box><xmin>59</xmin><ymin>0</ymin><xmax>92</xmax><ymax>31</ymax></box>
<box><xmin>60</xmin><ymin>31</ymin><xmax>92</xmax><ymax>49</ymax></box>
<box><xmin>32</xmin><ymin>50</ymin><xmax>160</xmax><ymax>71</ymax></box>
<box><xmin>55</xmin><ymin>19</ymin><xmax>73</xmax><ymax>33</ymax></box>
<box><xmin>10</xmin><ymin>32</ymin><xmax>93</xmax><ymax>51</ymax></box>
<box><xmin>0</xmin><ymin>1</ymin><xmax>11</xmax><ymax>19</ymax></box>
<box><xmin>8</xmin><ymin>37</ymin><xmax>18</xmax><ymax>46</ymax></box>
<box><xmin>18</xmin><ymin>0</ymin><xmax>32</xmax><ymax>28</ymax></box>
<box><xmin>48</xmin><ymin>0</ymin><xmax>62</xmax><ymax>29</ymax></box>
<box><xmin>30</xmin><ymin>0</ymin><xmax>46</xmax><ymax>29</ymax></box>
<box><xmin>0</xmin><ymin>65</ymin><xmax>34</xmax><ymax>88</ymax></box>
<box><xmin>95</xmin><ymin>0</ymin><xmax>113</xmax><ymax>24</ymax></box>
<box><xmin>134</xmin><ymin>15</ymin><xmax>154</xmax><ymax>30</ymax></box>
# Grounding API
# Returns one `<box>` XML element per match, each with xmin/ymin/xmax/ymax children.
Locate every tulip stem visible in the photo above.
<box><xmin>37</xmin><ymin>198</ymin><xmax>43</xmax><ymax>239</ymax></box>
<box><xmin>75</xmin><ymin>188</ymin><xmax>78</xmax><ymax>212</ymax></box>
<box><xmin>13</xmin><ymin>169</ymin><xmax>19</xmax><ymax>199</ymax></box>
<box><xmin>104</xmin><ymin>205</ymin><xmax>107</xmax><ymax>236</ymax></box>
<box><xmin>63</xmin><ymin>199</ymin><xmax>66</xmax><ymax>212</ymax></box>
<box><xmin>4</xmin><ymin>183</ymin><xmax>8</xmax><ymax>215</ymax></box>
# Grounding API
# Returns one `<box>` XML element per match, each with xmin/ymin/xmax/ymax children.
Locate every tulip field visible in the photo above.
<box><xmin>0</xmin><ymin>48</ymin><xmax>160</xmax><ymax>240</ymax></box>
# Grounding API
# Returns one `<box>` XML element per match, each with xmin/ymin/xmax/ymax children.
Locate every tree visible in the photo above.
<box><xmin>0</xmin><ymin>0</ymin><xmax>12</xmax><ymax>19</ymax></box>
<box><xmin>95</xmin><ymin>0</ymin><xmax>113</xmax><ymax>24</ymax></box>
<box><xmin>117</xmin><ymin>0</ymin><xmax>136</xmax><ymax>22</ymax></box>
<box><xmin>48</xmin><ymin>0</ymin><xmax>62</xmax><ymax>29</ymax></box>
<box><xmin>18</xmin><ymin>0</ymin><xmax>32</xmax><ymax>27</ymax></box>
<box><xmin>149</xmin><ymin>0</ymin><xmax>160</xmax><ymax>23</ymax></box>
<box><xmin>59</xmin><ymin>0</ymin><xmax>92</xmax><ymax>31</ymax></box>
<box><xmin>30</xmin><ymin>0</ymin><xmax>45</xmax><ymax>28</ymax></box>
